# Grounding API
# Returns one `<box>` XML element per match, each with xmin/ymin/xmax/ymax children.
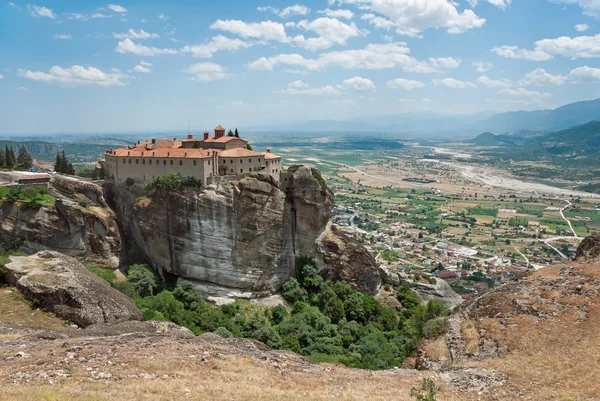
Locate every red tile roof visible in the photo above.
<box><xmin>264</xmin><ymin>153</ymin><xmax>281</xmax><ymax>160</ymax></box>
<box><xmin>201</xmin><ymin>136</ymin><xmax>247</xmax><ymax>144</ymax></box>
<box><xmin>220</xmin><ymin>148</ymin><xmax>265</xmax><ymax>157</ymax></box>
<box><xmin>108</xmin><ymin>148</ymin><xmax>212</xmax><ymax>159</ymax></box>
<box><xmin>215</xmin><ymin>125</ymin><xmax>225</xmax><ymax>131</ymax></box>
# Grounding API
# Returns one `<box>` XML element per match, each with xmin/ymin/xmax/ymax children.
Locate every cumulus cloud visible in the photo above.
<box><xmin>429</xmin><ymin>57</ymin><xmax>461</xmax><ymax>69</ymax></box>
<box><xmin>116</xmin><ymin>39</ymin><xmax>178</xmax><ymax>56</ymax></box>
<box><xmin>0</xmin><ymin>74</ymin><xmax>3</xmax><ymax>79</ymax></box>
<box><xmin>184</xmin><ymin>62</ymin><xmax>232</xmax><ymax>82</ymax></box>
<box><xmin>338</xmin><ymin>76</ymin><xmax>376</xmax><ymax>91</ymax></box>
<box><xmin>113</xmin><ymin>29</ymin><xmax>160</xmax><ymax>40</ymax></box>
<box><xmin>292</xmin><ymin>17</ymin><xmax>367</xmax><ymax>51</ymax></box>
<box><xmin>387</xmin><ymin>78</ymin><xmax>425</xmax><ymax>90</ymax></box>
<box><xmin>53</xmin><ymin>34</ymin><xmax>71</xmax><ymax>39</ymax></box>
<box><xmin>133</xmin><ymin>65</ymin><xmax>152</xmax><ymax>73</ymax></box>
<box><xmin>288</xmin><ymin>80</ymin><xmax>309</xmax><ymax>89</ymax></box>
<box><xmin>361</xmin><ymin>13</ymin><xmax>397</xmax><ymax>31</ymax></box>
<box><xmin>139</xmin><ymin>60</ymin><xmax>152</xmax><ymax>67</ymax></box>
<box><xmin>247</xmin><ymin>42</ymin><xmax>435</xmax><ymax>73</ymax></box>
<box><xmin>17</xmin><ymin>65</ymin><xmax>127</xmax><ymax>86</ymax></box>
<box><xmin>181</xmin><ymin>36</ymin><xmax>252</xmax><ymax>58</ymax></box>
<box><xmin>575</xmin><ymin>23</ymin><xmax>589</xmax><ymax>31</ymax></box>
<box><xmin>493</xmin><ymin>34</ymin><xmax>600</xmax><ymax>60</ymax></box>
<box><xmin>517</xmin><ymin>68</ymin><xmax>568</xmax><ymax>86</ymax></box>
<box><xmin>569</xmin><ymin>66</ymin><xmax>600</xmax><ymax>82</ymax></box>
<box><xmin>107</xmin><ymin>4</ymin><xmax>127</xmax><ymax>13</ymax></box>
<box><xmin>27</xmin><ymin>4</ymin><xmax>56</xmax><ymax>19</ymax></box>
<box><xmin>499</xmin><ymin>87</ymin><xmax>552</xmax><ymax>98</ymax></box>
<box><xmin>477</xmin><ymin>75</ymin><xmax>513</xmax><ymax>88</ymax></box>
<box><xmin>473</xmin><ymin>61</ymin><xmax>493</xmax><ymax>73</ymax></box>
<box><xmin>433</xmin><ymin>78</ymin><xmax>477</xmax><ymax>89</ymax></box>
<box><xmin>332</xmin><ymin>0</ymin><xmax>486</xmax><ymax>37</ymax></box>
<box><xmin>467</xmin><ymin>0</ymin><xmax>512</xmax><ymax>10</ymax></box>
<box><xmin>210</xmin><ymin>19</ymin><xmax>288</xmax><ymax>42</ymax></box>
<box><xmin>317</xmin><ymin>9</ymin><xmax>354</xmax><ymax>19</ymax></box>
<box><xmin>258</xmin><ymin>4</ymin><xmax>311</xmax><ymax>18</ymax></box>
<box><xmin>278</xmin><ymin>80</ymin><xmax>340</xmax><ymax>95</ymax></box>
<box><xmin>550</xmin><ymin>0</ymin><xmax>600</xmax><ymax>19</ymax></box>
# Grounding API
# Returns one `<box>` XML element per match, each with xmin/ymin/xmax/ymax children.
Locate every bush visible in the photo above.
<box><xmin>422</xmin><ymin>317</ymin><xmax>449</xmax><ymax>339</ymax></box>
<box><xmin>144</xmin><ymin>172</ymin><xmax>202</xmax><ymax>194</ymax></box>
<box><xmin>270</xmin><ymin>304</ymin><xmax>289</xmax><ymax>325</ymax></box>
<box><xmin>281</xmin><ymin>278</ymin><xmax>308</xmax><ymax>303</ymax></box>
<box><xmin>125</xmin><ymin>177</ymin><xmax>135</xmax><ymax>186</ymax></box>
<box><xmin>253</xmin><ymin>326</ymin><xmax>283</xmax><ymax>349</ymax></box>
<box><xmin>410</xmin><ymin>378</ymin><xmax>440</xmax><ymax>401</ymax></box>
<box><xmin>77</xmin><ymin>198</ymin><xmax>89</xmax><ymax>208</ymax></box>
<box><xmin>173</xmin><ymin>281</ymin><xmax>204</xmax><ymax>309</ymax></box>
<box><xmin>214</xmin><ymin>327</ymin><xmax>233</xmax><ymax>338</ymax></box>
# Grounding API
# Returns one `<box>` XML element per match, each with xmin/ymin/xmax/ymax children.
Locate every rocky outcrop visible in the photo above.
<box><xmin>0</xmin><ymin>175</ymin><xmax>121</xmax><ymax>266</ymax></box>
<box><xmin>575</xmin><ymin>233</ymin><xmax>600</xmax><ymax>261</ymax></box>
<box><xmin>3</xmin><ymin>251</ymin><xmax>142</xmax><ymax>327</ymax></box>
<box><xmin>107</xmin><ymin>166</ymin><xmax>381</xmax><ymax>299</ymax></box>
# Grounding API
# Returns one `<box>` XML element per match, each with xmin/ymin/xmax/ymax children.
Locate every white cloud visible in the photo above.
<box><xmin>140</xmin><ymin>60</ymin><xmax>152</xmax><ymax>67</ymax></box>
<box><xmin>287</xmin><ymin>80</ymin><xmax>309</xmax><ymax>88</ymax></box>
<box><xmin>64</xmin><ymin>13</ymin><xmax>88</xmax><ymax>21</ymax></box>
<box><xmin>477</xmin><ymin>75</ymin><xmax>512</xmax><ymax>88</ymax></box>
<box><xmin>92</xmin><ymin>13</ymin><xmax>111</xmax><ymax>18</ymax></box>
<box><xmin>361</xmin><ymin>13</ymin><xmax>397</xmax><ymax>31</ymax></box>
<box><xmin>433</xmin><ymin>78</ymin><xmax>477</xmax><ymax>89</ymax></box>
<box><xmin>517</xmin><ymin>68</ymin><xmax>568</xmax><ymax>86</ymax></box>
<box><xmin>429</xmin><ymin>57</ymin><xmax>461</xmax><ymax>69</ymax></box>
<box><xmin>184</xmin><ymin>62</ymin><xmax>232</xmax><ymax>82</ymax></box>
<box><xmin>575</xmin><ymin>23</ymin><xmax>589</xmax><ymax>31</ymax></box>
<box><xmin>473</xmin><ymin>61</ymin><xmax>493</xmax><ymax>73</ymax></box>
<box><xmin>116</xmin><ymin>39</ymin><xmax>178</xmax><ymax>56</ymax></box>
<box><xmin>53</xmin><ymin>33</ymin><xmax>71</xmax><ymax>39</ymax></box>
<box><xmin>317</xmin><ymin>9</ymin><xmax>354</xmax><ymax>19</ymax></box>
<box><xmin>387</xmin><ymin>78</ymin><xmax>425</xmax><ymax>90</ymax></box>
<box><xmin>247</xmin><ymin>42</ymin><xmax>435</xmax><ymax>73</ymax></box>
<box><xmin>17</xmin><ymin>65</ymin><xmax>127</xmax><ymax>86</ymax></box>
<box><xmin>339</xmin><ymin>76</ymin><xmax>376</xmax><ymax>91</ymax></box>
<box><xmin>569</xmin><ymin>66</ymin><xmax>600</xmax><ymax>82</ymax></box>
<box><xmin>279</xmin><ymin>84</ymin><xmax>340</xmax><ymax>95</ymax></box>
<box><xmin>499</xmin><ymin>87</ymin><xmax>552</xmax><ymax>98</ymax></box>
<box><xmin>107</xmin><ymin>4</ymin><xmax>127</xmax><ymax>13</ymax></box>
<box><xmin>398</xmin><ymin>97</ymin><xmax>432</xmax><ymax>104</ymax></box>
<box><xmin>133</xmin><ymin>65</ymin><xmax>152</xmax><ymax>73</ymax></box>
<box><xmin>258</xmin><ymin>4</ymin><xmax>311</xmax><ymax>18</ymax></box>
<box><xmin>334</xmin><ymin>0</ymin><xmax>486</xmax><ymax>37</ymax></box>
<box><xmin>27</xmin><ymin>4</ymin><xmax>56</xmax><ymax>19</ymax></box>
<box><xmin>550</xmin><ymin>0</ymin><xmax>600</xmax><ymax>19</ymax></box>
<box><xmin>158</xmin><ymin>13</ymin><xmax>169</xmax><ymax>21</ymax></box>
<box><xmin>493</xmin><ymin>34</ymin><xmax>600</xmax><ymax>60</ymax></box>
<box><xmin>181</xmin><ymin>36</ymin><xmax>252</xmax><ymax>58</ymax></box>
<box><xmin>467</xmin><ymin>0</ymin><xmax>513</xmax><ymax>10</ymax></box>
<box><xmin>8</xmin><ymin>2</ymin><xmax>20</xmax><ymax>10</ymax></box>
<box><xmin>210</xmin><ymin>19</ymin><xmax>288</xmax><ymax>42</ymax></box>
<box><xmin>491</xmin><ymin>45</ymin><xmax>553</xmax><ymax>61</ymax></box>
<box><xmin>0</xmin><ymin>74</ymin><xmax>3</xmax><ymax>79</ymax></box>
<box><xmin>292</xmin><ymin>17</ymin><xmax>367</xmax><ymax>51</ymax></box>
<box><xmin>113</xmin><ymin>29</ymin><xmax>160</xmax><ymax>40</ymax></box>
<box><xmin>15</xmin><ymin>86</ymin><xmax>28</xmax><ymax>91</ymax></box>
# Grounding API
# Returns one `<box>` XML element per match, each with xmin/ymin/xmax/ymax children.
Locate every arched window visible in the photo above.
<box><xmin>179</xmin><ymin>160</ymin><xmax>182</xmax><ymax>165</ymax></box>
<box><xmin>136</xmin><ymin>159</ymin><xmax>139</xmax><ymax>164</ymax></box>
<box><xmin>193</xmin><ymin>160</ymin><xmax>197</xmax><ymax>166</ymax></box>
<box><xmin>163</xmin><ymin>160</ymin><xmax>166</xmax><ymax>165</ymax></box>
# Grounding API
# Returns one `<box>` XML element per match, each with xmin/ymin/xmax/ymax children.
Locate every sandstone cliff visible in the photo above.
<box><xmin>105</xmin><ymin>166</ymin><xmax>381</xmax><ymax>298</ymax></box>
<box><xmin>0</xmin><ymin>176</ymin><xmax>121</xmax><ymax>266</ymax></box>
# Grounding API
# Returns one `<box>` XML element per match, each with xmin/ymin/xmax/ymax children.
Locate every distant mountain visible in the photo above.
<box><xmin>469</xmin><ymin>132</ymin><xmax>505</xmax><ymax>146</ymax></box>
<box><xmin>476</xmin><ymin>98</ymin><xmax>600</xmax><ymax>133</ymax></box>
<box><xmin>536</xmin><ymin>120</ymin><xmax>600</xmax><ymax>156</ymax></box>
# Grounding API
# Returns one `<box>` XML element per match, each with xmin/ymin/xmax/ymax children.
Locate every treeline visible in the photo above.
<box><xmin>0</xmin><ymin>145</ymin><xmax>33</xmax><ymax>169</ymax></box>
<box><xmin>54</xmin><ymin>151</ymin><xmax>75</xmax><ymax>174</ymax></box>
<box><xmin>93</xmin><ymin>257</ymin><xmax>450</xmax><ymax>371</ymax></box>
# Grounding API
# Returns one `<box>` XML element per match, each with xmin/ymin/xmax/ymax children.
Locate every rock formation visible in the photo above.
<box><xmin>575</xmin><ymin>233</ymin><xmax>600</xmax><ymax>261</ymax></box>
<box><xmin>106</xmin><ymin>166</ymin><xmax>381</xmax><ymax>299</ymax></box>
<box><xmin>0</xmin><ymin>175</ymin><xmax>121</xmax><ymax>266</ymax></box>
<box><xmin>3</xmin><ymin>251</ymin><xmax>142</xmax><ymax>327</ymax></box>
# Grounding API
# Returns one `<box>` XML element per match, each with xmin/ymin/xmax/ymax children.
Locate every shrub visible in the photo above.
<box><xmin>270</xmin><ymin>304</ymin><xmax>289</xmax><ymax>325</ymax></box>
<box><xmin>173</xmin><ymin>281</ymin><xmax>204</xmax><ymax>309</ymax></box>
<box><xmin>85</xmin><ymin>264</ymin><xmax>117</xmax><ymax>286</ymax></box>
<box><xmin>427</xmin><ymin>277</ymin><xmax>437</xmax><ymax>285</ymax></box>
<box><xmin>113</xmin><ymin>280</ymin><xmax>138</xmax><ymax>299</ymax></box>
<box><xmin>125</xmin><ymin>177</ymin><xmax>135</xmax><ymax>186</ymax></box>
<box><xmin>214</xmin><ymin>327</ymin><xmax>233</xmax><ymax>338</ymax></box>
<box><xmin>253</xmin><ymin>326</ymin><xmax>282</xmax><ymax>349</ymax></box>
<box><xmin>144</xmin><ymin>172</ymin><xmax>202</xmax><ymax>194</ymax></box>
<box><xmin>281</xmin><ymin>278</ymin><xmax>308</xmax><ymax>303</ymax></box>
<box><xmin>29</xmin><ymin>298</ymin><xmax>41</xmax><ymax>310</ymax></box>
<box><xmin>422</xmin><ymin>317</ymin><xmax>449</xmax><ymax>339</ymax></box>
<box><xmin>410</xmin><ymin>378</ymin><xmax>440</xmax><ymax>401</ymax></box>
<box><xmin>77</xmin><ymin>198</ymin><xmax>89</xmax><ymax>208</ymax></box>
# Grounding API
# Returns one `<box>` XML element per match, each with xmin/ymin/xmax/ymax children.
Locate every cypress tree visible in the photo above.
<box><xmin>10</xmin><ymin>147</ymin><xmax>16</xmax><ymax>166</ymax></box>
<box><xmin>61</xmin><ymin>151</ymin><xmax>68</xmax><ymax>173</ymax></box>
<box><xmin>234</xmin><ymin>128</ymin><xmax>239</xmax><ymax>138</ymax></box>
<box><xmin>0</xmin><ymin>148</ymin><xmax>5</xmax><ymax>167</ymax></box>
<box><xmin>227</xmin><ymin>129</ymin><xmax>234</xmax><ymax>137</ymax></box>
<box><xmin>54</xmin><ymin>152</ymin><xmax>62</xmax><ymax>172</ymax></box>
<box><xmin>5</xmin><ymin>145</ymin><xmax>14</xmax><ymax>168</ymax></box>
<box><xmin>17</xmin><ymin>145</ymin><xmax>33</xmax><ymax>168</ymax></box>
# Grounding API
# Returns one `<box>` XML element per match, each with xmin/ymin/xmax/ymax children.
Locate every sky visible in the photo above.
<box><xmin>0</xmin><ymin>0</ymin><xmax>599</xmax><ymax>134</ymax></box>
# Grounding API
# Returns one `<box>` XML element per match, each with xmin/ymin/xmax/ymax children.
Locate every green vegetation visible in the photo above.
<box><xmin>54</xmin><ymin>150</ymin><xmax>75</xmax><ymax>175</ymax></box>
<box><xmin>108</xmin><ymin>257</ymin><xmax>449</xmax><ymax>371</ymax></box>
<box><xmin>85</xmin><ymin>264</ymin><xmax>117</xmax><ymax>286</ymax></box>
<box><xmin>509</xmin><ymin>217</ymin><xmax>529</xmax><ymax>227</ymax></box>
<box><xmin>0</xmin><ymin>186</ymin><xmax>54</xmax><ymax>208</ymax></box>
<box><xmin>468</xmin><ymin>208</ymin><xmax>498</xmax><ymax>217</ymax></box>
<box><xmin>410</xmin><ymin>378</ymin><xmax>440</xmax><ymax>401</ymax></box>
<box><xmin>16</xmin><ymin>146</ymin><xmax>33</xmax><ymax>169</ymax></box>
<box><xmin>144</xmin><ymin>172</ymin><xmax>202</xmax><ymax>193</ymax></box>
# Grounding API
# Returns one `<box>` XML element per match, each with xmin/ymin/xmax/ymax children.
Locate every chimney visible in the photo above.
<box><xmin>188</xmin><ymin>134</ymin><xmax>193</xmax><ymax>139</ymax></box>
<box><xmin>174</xmin><ymin>137</ymin><xmax>176</xmax><ymax>141</ymax></box>
<box><xmin>266</xmin><ymin>148</ymin><xmax>271</xmax><ymax>153</ymax></box>
<box><xmin>204</xmin><ymin>131</ymin><xmax>209</xmax><ymax>140</ymax></box>
<box><xmin>152</xmin><ymin>139</ymin><xmax>156</xmax><ymax>144</ymax></box>
<box><xmin>138</xmin><ymin>140</ymin><xmax>141</xmax><ymax>144</ymax></box>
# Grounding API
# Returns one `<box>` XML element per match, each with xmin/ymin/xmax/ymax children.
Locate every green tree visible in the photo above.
<box><xmin>5</xmin><ymin>145</ymin><xmax>14</xmax><ymax>168</ymax></box>
<box><xmin>319</xmin><ymin>283</ymin><xmax>346</xmax><ymax>323</ymax></box>
<box><xmin>0</xmin><ymin>148</ymin><xmax>5</xmax><ymax>167</ymax></box>
<box><xmin>17</xmin><ymin>145</ymin><xmax>33</xmax><ymax>168</ymax></box>
<box><xmin>173</xmin><ymin>281</ymin><xmax>204</xmax><ymax>309</ymax></box>
<box><xmin>234</xmin><ymin>128</ymin><xmax>239</xmax><ymax>138</ymax></box>
<box><xmin>270</xmin><ymin>304</ymin><xmax>289</xmax><ymax>324</ymax></box>
<box><xmin>410</xmin><ymin>378</ymin><xmax>440</xmax><ymax>401</ymax></box>
<box><xmin>227</xmin><ymin>129</ymin><xmax>234</xmax><ymax>137</ymax></box>
<box><xmin>127</xmin><ymin>264</ymin><xmax>157</xmax><ymax>297</ymax></box>
<box><xmin>281</xmin><ymin>278</ymin><xmax>308</xmax><ymax>303</ymax></box>
<box><xmin>246</xmin><ymin>144</ymin><xmax>253</xmax><ymax>150</ymax></box>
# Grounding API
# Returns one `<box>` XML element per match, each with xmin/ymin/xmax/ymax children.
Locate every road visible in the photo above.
<box><xmin>559</xmin><ymin>200</ymin><xmax>578</xmax><ymax>238</ymax></box>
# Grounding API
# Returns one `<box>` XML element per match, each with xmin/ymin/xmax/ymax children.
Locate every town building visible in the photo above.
<box><xmin>102</xmin><ymin>126</ymin><xmax>283</xmax><ymax>188</ymax></box>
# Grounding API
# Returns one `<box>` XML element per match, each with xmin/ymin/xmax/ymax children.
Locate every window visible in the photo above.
<box><xmin>179</xmin><ymin>160</ymin><xmax>182</xmax><ymax>165</ymax></box>
<box><xmin>193</xmin><ymin>160</ymin><xmax>197</xmax><ymax>166</ymax></box>
<box><xmin>136</xmin><ymin>159</ymin><xmax>139</xmax><ymax>164</ymax></box>
<box><xmin>149</xmin><ymin>159</ymin><xmax>152</xmax><ymax>165</ymax></box>
<box><xmin>230</xmin><ymin>169</ymin><xmax>233</xmax><ymax>173</ymax></box>
<box><xmin>223</xmin><ymin>160</ymin><xmax>226</xmax><ymax>164</ymax></box>
<box><xmin>123</xmin><ymin>159</ymin><xmax>125</xmax><ymax>164</ymax></box>
<box><xmin>142</xmin><ymin>159</ymin><xmax>145</xmax><ymax>165</ymax></box>
<box><xmin>208</xmin><ymin>160</ymin><xmax>210</xmax><ymax>165</ymax></box>
<box><xmin>163</xmin><ymin>160</ymin><xmax>166</xmax><ymax>165</ymax></box>
<box><xmin>128</xmin><ymin>159</ymin><xmax>131</xmax><ymax>164</ymax></box>
<box><xmin>170</xmin><ymin>160</ymin><xmax>174</xmax><ymax>165</ymax></box>
<box><xmin>240</xmin><ymin>159</ymin><xmax>243</xmax><ymax>164</ymax></box>
<box><xmin>240</xmin><ymin>168</ymin><xmax>243</xmax><ymax>173</ymax></box>
<box><xmin>249</xmin><ymin>159</ymin><xmax>251</xmax><ymax>163</ymax></box>
<box><xmin>230</xmin><ymin>159</ymin><xmax>233</xmax><ymax>164</ymax></box>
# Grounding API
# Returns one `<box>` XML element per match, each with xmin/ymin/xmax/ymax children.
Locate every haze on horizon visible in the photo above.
<box><xmin>1</xmin><ymin>0</ymin><xmax>599</xmax><ymax>134</ymax></box>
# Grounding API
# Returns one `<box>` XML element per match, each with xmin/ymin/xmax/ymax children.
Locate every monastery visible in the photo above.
<box><xmin>103</xmin><ymin>125</ymin><xmax>282</xmax><ymax>188</ymax></box>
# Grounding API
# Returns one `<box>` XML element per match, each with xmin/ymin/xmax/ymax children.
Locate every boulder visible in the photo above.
<box><xmin>3</xmin><ymin>251</ymin><xmax>142</xmax><ymax>327</ymax></box>
<box><xmin>410</xmin><ymin>279</ymin><xmax>463</xmax><ymax>310</ymax></box>
<box><xmin>575</xmin><ymin>234</ymin><xmax>600</xmax><ymax>261</ymax></box>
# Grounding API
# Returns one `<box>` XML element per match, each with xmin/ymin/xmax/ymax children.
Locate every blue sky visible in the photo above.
<box><xmin>1</xmin><ymin>0</ymin><xmax>599</xmax><ymax>134</ymax></box>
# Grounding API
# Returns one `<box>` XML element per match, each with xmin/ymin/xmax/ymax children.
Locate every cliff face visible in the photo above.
<box><xmin>107</xmin><ymin>167</ymin><xmax>380</xmax><ymax>298</ymax></box>
<box><xmin>0</xmin><ymin>176</ymin><xmax>121</xmax><ymax>266</ymax></box>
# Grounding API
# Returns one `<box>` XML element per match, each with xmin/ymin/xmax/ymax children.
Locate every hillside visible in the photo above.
<box><xmin>469</xmin><ymin>132</ymin><xmax>505</xmax><ymax>146</ymax></box>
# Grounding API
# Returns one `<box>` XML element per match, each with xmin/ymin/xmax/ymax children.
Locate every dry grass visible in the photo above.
<box><xmin>0</xmin><ymin>288</ymin><xmax>68</xmax><ymax>331</ymax></box>
<box><xmin>421</xmin><ymin>337</ymin><xmax>451</xmax><ymax>362</ymax></box>
<box><xmin>460</xmin><ymin>320</ymin><xmax>479</xmax><ymax>355</ymax></box>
